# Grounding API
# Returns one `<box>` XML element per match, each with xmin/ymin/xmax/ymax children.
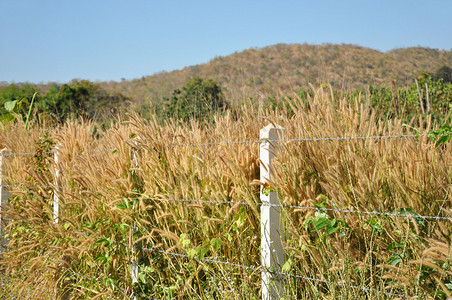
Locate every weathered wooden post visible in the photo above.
<box><xmin>53</xmin><ymin>145</ymin><xmax>60</xmax><ymax>224</ymax></box>
<box><xmin>260</xmin><ymin>123</ymin><xmax>285</xmax><ymax>299</ymax></box>
<box><xmin>0</xmin><ymin>149</ymin><xmax>10</xmax><ymax>251</ymax></box>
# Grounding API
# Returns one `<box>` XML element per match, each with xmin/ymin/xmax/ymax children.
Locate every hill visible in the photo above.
<box><xmin>99</xmin><ymin>43</ymin><xmax>452</xmax><ymax>105</ymax></box>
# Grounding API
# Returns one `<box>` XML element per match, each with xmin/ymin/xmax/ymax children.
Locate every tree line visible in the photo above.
<box><xmin>0</xmin><ymin>80</ymin><xmax>130</xmax><ymax>125</ymax></box>
<box><xmin>1</xmin><ymin>65</ymin><xmax>451</xmax><ymax>127</ymax></box>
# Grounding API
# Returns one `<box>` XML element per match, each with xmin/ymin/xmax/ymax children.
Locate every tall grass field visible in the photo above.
<box><xmin>0</xmin><ymin>86</ymin><xmax>451</xmax><ymax>299</ymax></box>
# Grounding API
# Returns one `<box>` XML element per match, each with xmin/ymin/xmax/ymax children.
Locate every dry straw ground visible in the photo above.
<box><xmin>0</xmin><ymin>85</ymin><xmax>451</xmax><ymax>299</ymax></box>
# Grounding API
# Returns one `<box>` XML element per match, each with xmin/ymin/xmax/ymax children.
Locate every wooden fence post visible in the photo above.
<box><xmin>54</xmin><ymin>145</ymin><xmax>60</xmax><ymax>224</ymax></box>
<box><xmin>260</xmin><ymin>123</ymin><xmax>285</xmax><ymax>300</ymax></box>
<box><xmin>0</xmin><ymin>149</ymin><xmax>10</xmax><ymax>251</ymax></box>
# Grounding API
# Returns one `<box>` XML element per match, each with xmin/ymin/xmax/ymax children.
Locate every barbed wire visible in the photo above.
<box><xmin>165</xmin><ymin>133</ymin><xmax>429</xmax><ymax>149</ymax></box>
<box><xmin>0</xmin><ymin>148</ymin><xmax>115</xmax><ymax>158</ymax></box>
<box><xmin>266</xmin><ymin>203</ymin><xmax>452</xmax><ymax>221</ymax></box>
<box><xmin>144</xmin><ymin>197</ymin><xmax>452</xmax><ymax>221</ymax></box>
<box><xmin>66</xmin><ymin>270</ymin><xmax>138</xmax><ymax>300</ymax></box>
<box><xmin>143</xmin><ymin>247</ymin><xmax>258</xmax><ymax>271</ymax></box>
<box><xmin>0</xmin><ymin>132</ymin><xmax>436</xmax><ymax>156</ymax></box>
<box><xmin>280</xmin><ymin>272</ymin><xmax>414</xmax><ymax>298</ymax></box>
<box><xmin>143</xmin><ymin>247</ymin><xmax>414</xmax><ymax>298</ymax></box>
<box><xmin>166</xmin><ymin>139</ymin><xmax>262</xmax><ymax>149</ymax></box>
<box><xmin>1</xmin><ymin>183</ymin><xmax>450</xmax><ymax>222</ymax></box>
<box><xmin>85</xmin><ymin>148</ymin><xmax>116</xmax><ymax>153</ymax></box>
<box><xmin>144</xmin><ymin>197</ymin><xmax>251</xmax><ymax>207</ymax></box>
<box><xmin>282</xmin><ymin>133</ymin><xmax>428</xmax><ymax>143</ymax></box>
<box><xmin>0</xmin><ymin>151</ymin><xmax>54</xmax><ymax>157</ymax></box>
<box><xmin>1</xmin><ymin>184</ymin><xmax>65</xmax><ymax>190</ymax></box>
<box><xmin>67</xmin><ymin>270</ymin><xmax>97</xmax><ymax>282</ymax></box>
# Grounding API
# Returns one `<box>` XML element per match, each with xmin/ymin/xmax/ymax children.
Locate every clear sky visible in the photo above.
<box><xmin>1</xmin><ymin>0</ymin><xmax>451</xmax><ymax>84</ymax></box>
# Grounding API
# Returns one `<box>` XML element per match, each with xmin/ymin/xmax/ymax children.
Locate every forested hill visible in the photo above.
<box><xmin>2</xmin><ymin>44</ymin><xmax>451</xmax><ymax>123</ymax></box>
<box><xmin>100</xmin><ymin>44</ymin><xmax>452</xmax><ymax>105</ymax></box>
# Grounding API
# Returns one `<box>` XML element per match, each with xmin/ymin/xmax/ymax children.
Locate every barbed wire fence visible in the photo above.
<box><xmin>0</xmin><ymin>128</ymin><xmax>450</xmax><ymax>299</ymax></box>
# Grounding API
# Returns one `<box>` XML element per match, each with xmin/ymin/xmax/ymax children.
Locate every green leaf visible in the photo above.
<box><xmin>132</xmin><ymin>230</ymin><xmax>141</xmax><ymax>239</ymax></box>
<box><xmin>104</xmin><ymin>277</ymin><xmax>116</xmax><ymax>290</ymax></box>
<box><xmin>281</xmin><ymin>258</ymin><xmax>293</xmax><ymax>273</ymax></box>
<box><xmin>137</xmin><ymin>272</ymin><xmax>147</xmax><ymax>284</ymax></box>
<box><xmin>116</xmin><ymin>198</ymin><xmax>132</xmax><ymax>210</ymax></box>
<box><xmin>187</xmin><ymin>248</ymin><xmax>196</xmax><ymax>260</ymax></box>
<box><xmin>314</xmin><ymin>200</ymin><xmax>328</xmax><ymax>208</ymax></box>
<box><xmin>94</xmin><ymin>238</ymin><xmax>111</xmax><ymax>247</ymax></box>
<box><xmin>226</xmin><ymin>233</ymin><xmax>233</xmax><ymax>242</ymax></box>
<box><xmin>82</xmin><ymin>221</ymin><xmax>93</xmax><ymax>229</ymax></box>
<box><xmin>436</xmin><ymin>135</ymin><xmax>451</xmax><ymax>147</ymax></box>
<box><xmin>262</xmin><ymin>187</ymin><xmax>271</xmax><ymax>196</ymax></box>
<box><xmin>113</xmin><ymin>223</ymin><xmax>130</xmax><ymax>232</ymax></box>
<box><xmin>196</xmin><ymin>245</ymin><xmax>209</xmax><ymax>259</ymax></box>
<box><xmin>313</xmin><ymin>213</ymin><xmax>330</xmax><ymax>230</ymax></box>
<box><xmin>4</xmin><ymin>100</ymin><xmax>18</xmax><ymax>112</ymax></box>
<box><xmin>304</xmin><ymin>216</ymin><xmax>313</xmax><ymax>231</ymax></box>
<box><xmin>428</xmin><ymin>124</ymin><xmax>452</xmax><ymax>147</ymax></box>
<box><xmin>234</xmin><ymin>207</ymin><xmax>247</xmax><ymax>228</ymax></box>
<box><xmin>62</xmin><ymin>222</ymin><xmax>71</xmax><ymax>231</ymax></box>
<box><xmin>326</xmin><ymin>225</ymin><xmax>340</xmax><ymax>235</ymax></box>
<box><xmin>210</xmin><ymin>238</ymin><xmax>222</xmax><ymax>252</ymax></box>
<box><xmin>314</xmin><ymin>211</ymin><xmax>329</xmax><ymax>219</ymax></box>
<box><xmin>398</xmin><ymin>208</ymin><xmax>425</xmax><ymax>227</ymax></box>
<box><xmin>95</xmin><ymin>255</ymin><xmax>109</xmax><ymax>264</ymax></box>
<box><xmin>25</xmin><ymin>93</ymin><xmax>36</xmax><ymax>130</ymax></box>
<box><xmin>338</xmin><ymin>230</ymin><xmax>347</xmax><ymax>237</ymax></box>
<box><xmin>364</xmin><ymin>218</ymin><xmax>383</xmax><ymax>234</ymax></box>
<box><xmin>180</xmin><ymin>233</ymin><xmax>191</xmax><ymax>249</ymax></box>
<box><xmin>388</xmin><ymin>254</ymin><xmax>403</xmax><ymax>266</ymax></box>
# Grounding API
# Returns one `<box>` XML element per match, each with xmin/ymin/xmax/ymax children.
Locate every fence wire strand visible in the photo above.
<box><xmin>165</xmin><ymin>133</ymin><xmax>428</xmax><ymax>149</ymax></box>
<box><xmin>281</xmin><ymin>272</ymin><xmax>415</xmax><ymax>298</ymax></box>
<box><xmin>143</xmin><ymin>247</ymin><xmax>258</xmax><ymax>271</ymax></box>
<box><xmin>1</xmin><ymin>184</ymin><xmax>65</xmax><ymax>190</ymax></box>
<box><xmin>1</xmin><ymin>186</ymin><xmax>450</xmax><ymax>221</ymax></box>
<box><xmin>0</xmin><ymin>148</ymin><xmax>114</xmax><ymax>157</ymax></box>
<box><xmin>143</xmin><ymin>247</ymin><xmax>413</xmax><ymax>298</ymax></box>
<box><xmin>85</xmin><ymin>148</ymin><xmax>116</xmax><ymax>153</ymax></box>
<box><xmin>144</xmin><ymin>197</ymin><xmax>251</xmax><ymax>207</ymax></box>
<box><xmin>266</xmin><ymin>203</ymin><xmax>452</xmax><ymax>221</ymax></box>
<box><xmin>282</xmin><ymin>133</ymin><xmax>428</xmax><ymax>143</ymax></box>
<box><xmin>0</xmin><ymin>132</ymin><xmax>439</xmax><ymax>156</ymax></box>
<box><xmin>0</xmin><ymin>133</ymin><xmax>432</xmax><ymax>157</ymax></box>
<box><xmin>0</xmin><ymin>151</ymin><xmax>53</xmax><ymax>157</ymax></box>
<box><xmin>144</xmin><ymin>197</ymin><xmax>452</xmax><ymax>221</ymax></box>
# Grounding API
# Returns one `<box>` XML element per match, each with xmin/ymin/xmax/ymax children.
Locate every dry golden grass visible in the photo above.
<box><xmin>0</xmin><ymin>85</ymin><xmax>451</xmax><ymax>299</ymax></box>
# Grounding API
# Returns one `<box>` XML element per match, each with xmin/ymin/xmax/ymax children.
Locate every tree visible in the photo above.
<box><xmin>0</xmin><ymin>80</ymin><xmax>131</xmax><ymax>125</ymax></box>
<box><xmin>164</xmin><ymin>77</ymin><xmax>228</xmax><ymax>123</ymax></box>
<box><xmin>434</xmin><ymin>65</ymin><xmax>452</xmax><ymax>83</ymax></box>
<box><xmin>39</xmin><ymin>80</ymin><xmax>130</xmax><ymax>121</ymax></box>
<box><xmin>0</xmin><ymin>83</ymin><xmax>40</xmax><ymax>123</ymax></box>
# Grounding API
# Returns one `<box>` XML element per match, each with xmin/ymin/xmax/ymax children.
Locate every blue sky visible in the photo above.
<box><xmin>1</xmin><ymin>0</ymin><xmax>451</xmax><ymax>83</ymax></box>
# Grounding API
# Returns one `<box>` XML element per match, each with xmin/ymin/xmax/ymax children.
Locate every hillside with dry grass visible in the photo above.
<box><xmin>1</xmin><ymin>86</ymin><xmax>451</xmax><ymax>299</ymax></box>
<box><xmin>100</xmin><ymin>44</ymin><xmax>452</xmax><ymax>106</ymax></box>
